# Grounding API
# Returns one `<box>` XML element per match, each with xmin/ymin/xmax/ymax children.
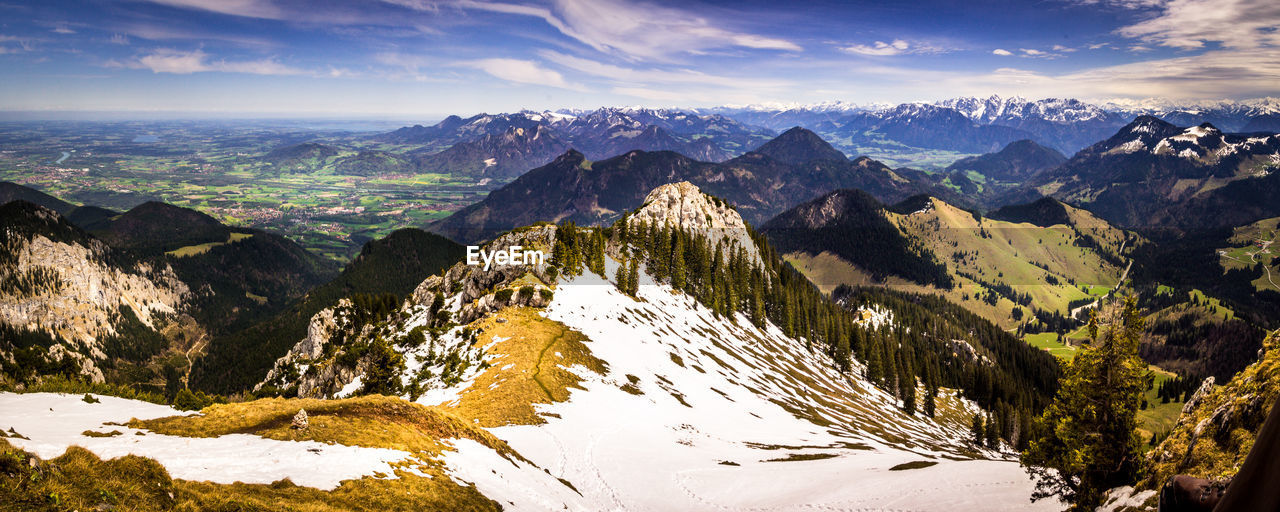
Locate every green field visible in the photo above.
<box><xmin>1024</xmin><ymin>332</ymin><xmax>1078</xmax><ymax>360</ymax></box>
<box><xmin>1137</xmin><ymin>366</ymin><xmax>1185</xmax><ymax>446</ymax></box>
<box><xmin>0</xmin><ymin>122</ymin><xmax>491</xmax><ymax>261</ymax></box>
<box><xmin>166</xmin><ymin>232</ymin><xmax>254</xmax><ymax>257</ymax></box>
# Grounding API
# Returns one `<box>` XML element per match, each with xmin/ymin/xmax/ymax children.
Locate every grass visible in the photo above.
<box><xmin>442</xmin><ymin>307</ymin><xmax>607</xmax><ymax>427</ymax></box>
<box><xmin>1023</xmin><ymin>332</ymin><xmax>1078</xmax><ymax>360</ymax></box>
<box><xmin>134</xmin><ymin>395</ymin><xmax>514</xmax><ymax>459</ymax></box>
<box><xmin>763</xmin><ymin>453</ymin><xmax>839</xmax><ymax>462</ymax></box>
<box><xmin>1136</xmin><ymin>366</ymin><xmax>1185</xmax><ymax>446</ymax></box>
<box><xmin>787</xmin><ymin>197</ymin><xmax>1131</xmax><ymax>330</ymax></box>
<box><xmin>1</xmin><ymin>395</ymin><xmax>513</xmax><ymax>511</ymax></box>
<box><xmin>165</xmin><ymin>232</ymin><xmax>253</xmax><ymax>258</ymax></box>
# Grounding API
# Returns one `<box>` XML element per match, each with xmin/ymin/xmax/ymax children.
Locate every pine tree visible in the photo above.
<box><xmin>671</xmin><ymin>234</ymin><xmax>686</xmax><ymax>291</ymax></box>
<box><xmin>626</xmin><ymin>256</ymin><xmax>640</xmax><ymax>296</ymax></box>
<box><xmin>971</xmin><ymin>413</ymin><xmax>985</xmax><ymax>446</ymax></box>
<box><xmin>924</xmin><ymin>386</ymin><xmax>937</xmax><ymax>418</ymax></box>
<box><xmin>986</xmin><ymin>411</ymin><xmax>1000</xmax><ymax>449</ymax></box>
<box><xmin>1020</xmin><ymin>297</ymin><xmax>1146</xmax><ymax>510</ymax></box>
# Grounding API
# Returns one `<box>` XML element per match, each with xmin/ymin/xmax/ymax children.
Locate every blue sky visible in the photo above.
<box><xmin>0</xmin><ymin>0</ymin><xmax>1277</xmax><ymax>116</ymax></box>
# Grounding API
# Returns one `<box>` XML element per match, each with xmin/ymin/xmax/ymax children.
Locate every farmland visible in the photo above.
<box><xmin>0</xmin><ymin>120</ymin><xmax>490</xmax><ymax>261</ymax></box>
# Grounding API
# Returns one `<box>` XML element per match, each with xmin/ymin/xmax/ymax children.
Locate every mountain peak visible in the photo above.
<box><xmin>631</xmin><ymin>182</ymin><xmax>761</xmax><ymax>265</ymax></box>
<box><xmin>752</xmin><ymin>127</ymin><xmax>847</xmax><ymax>165</ymax></box>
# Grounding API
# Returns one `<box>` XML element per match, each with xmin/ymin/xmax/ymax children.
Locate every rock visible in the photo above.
<box><xmin>1181</xmin><ymin>376</ymin><xmax>1215</xmax><ymax>415</ymax></box>
<box><xmin>291</xmin><ymin>409</ymin><xmax>309</xmax><ymax>430</ymax></box>
<box><xmin>627</xmin><ymin>182</ymin><xmax>761</xmax><ymax>267</ymax></box>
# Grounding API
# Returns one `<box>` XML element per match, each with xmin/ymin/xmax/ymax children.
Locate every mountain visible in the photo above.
<box><xmin>261</xmin><ymin>142</ymin><xmax>340</xmax><ymax>171</ymax></box>
<box><xmin>1142</xmin><ymin>330</ymin><xmax>1280</xmax><ymax>495</ymax></box>
<box><xmin>331</xmin><ymin>150</ymin><xmax>416</xmax><ymax>176</ymax></box>
<box><xmin>833</xmin><ymin>103</ymin><xmax>1034</xmax><ymax>154</ymax></box>
<box><xmin>752</xmin><ymin>126</ymin><xmax>847</xmax><ymax>164</ymax></box>
<box><xmin>936</xmin><ymin>96</ymin><xmax>1129</xmax><ymax>153</ymax></box>
<box><xmin>760</xmin><ymin>189</ymin><xmax>950</xmax><ymax>288</ymax></box>
<box><xmin>191</xmin><ymin>228</ymin><xmax>464</xmax><ymax>394</ymax></box>
<box><xmin>0</xmin><ymin>182</ymin><xmax>74</xmax><ymax>213</ymax></box>
<box><xmin>768</xmin><ymin>192</ymin><xmax>1133</xmax><ymax>330</ymax></box>
<box><xmin>414</xmin><ymin>125</ymin><xmax>568</xmax><ymax>180</ymax></box>
<box><xmin>1242</xmin><ymin>114</ymin><xmax>1280</xmax><ymax>133</ymax></box>
<box><xmin>376</xmin><ymin>108</ymin><xmax>773</xmax><ymax>171</ymax></box>
<box><xmin>91</xmin><ymin>201</ymin><xmax>231</xmax><ymax>255</ymax></box>
<box><xmin>1104</xmin><ymin>97</ymin><xmax>1280</xmax><ymax>132</ymax></box>
<box><xmin>946</xmin><ymin>139</ymin><xmax>1066</xmax><ymax>183</ymax></box>
<box><xmin>238</xmin><ymin>182</ymin><xmax>1060</xmax><ymax>509</ymax></box>
<box><xmin>428</xmin><ymin>129</ymin><xmax>947</xmax><ymax>244</ymax></box>
<box><xmin>1017</xmin><ymin>117</ymin><xmax>1280</xmax><ymax>231</ymax></box>
<box><xmin>0</xmin><ymin>201</ymin><xmax>188</xmax><ymax>383</ymax></box>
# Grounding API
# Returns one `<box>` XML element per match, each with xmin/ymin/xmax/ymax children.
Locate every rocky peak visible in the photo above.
<box><xmin>629</xmin><ymin>182</ymin><xmax>761</xmax><ymax>266</ymax></box>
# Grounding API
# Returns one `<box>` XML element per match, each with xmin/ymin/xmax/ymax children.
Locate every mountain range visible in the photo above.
<box><xmin>427</xmin><ymin>127</ymin><xmax>952</xmax><ymax>244</ymax></box>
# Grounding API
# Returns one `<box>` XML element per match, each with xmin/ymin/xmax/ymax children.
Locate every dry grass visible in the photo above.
<box><xmin>0</xmin><ymin>436</ymin><xmax>501</xmax><ymax>512</ymax></box>
<box><xmin>4</xmin><ymin>395</ymin><xmax>517</xmax><ymax>512</ymax></box>
<box><xmin>133</xmin><ymin>395</ymin><xmax>514</xmax><ymax>459</ymax></box>
<box><xmin>444</xmin><ymin>307</ymin><xmax>607</xmax><ymax>427</ymax></box>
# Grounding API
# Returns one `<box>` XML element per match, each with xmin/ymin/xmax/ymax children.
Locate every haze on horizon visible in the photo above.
<box><xmin>0</xmin><ymin>0</ymin><xmax>1277</xmax><ymax>117</ymax></box>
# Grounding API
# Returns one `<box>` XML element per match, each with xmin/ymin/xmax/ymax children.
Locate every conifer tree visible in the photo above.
<box><xmin>1021</xmin><ymin>298</ymin><xmax>1146</xmax><ymax>510</ymax></box>
<box><xmin>971</xmin><ymin>413</ymin><xmax>986</xmax><ymax>446</ymax></box>
<box><xmin>671</xmin><ymin>234</ymin><xmax>686</xmax><ymax>290</ymax></box>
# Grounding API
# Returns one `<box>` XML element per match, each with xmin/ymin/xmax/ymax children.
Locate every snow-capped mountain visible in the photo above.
<box><xmin>937</xmin><ymin>95</ymin><xmax>1116</xmax><ymax>124</ymax></box>
<box><xmin>1015</xmin><ymin>116</ymin><xmax>1280</xmax><ymax>229</ymax></box>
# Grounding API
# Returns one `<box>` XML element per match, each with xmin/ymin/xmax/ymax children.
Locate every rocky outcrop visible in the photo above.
<box><xmin>260</xmin><ymin>225</ymin><xmax>559</xmax><ymax>397</ymax></box>
<box><xmin>0</xmin><ymin>203</ymin><xmax>189</xmax><ymax>382</ymax></box>
<box><xmin>627</xmin><ymin>182</ymin><xmax>762</xmax><ymax>267</ymax></box>
<box><xmin>1144</xmin><ymin>331</ymin><xmax>1280</xmax><ymax>487</ymax></box>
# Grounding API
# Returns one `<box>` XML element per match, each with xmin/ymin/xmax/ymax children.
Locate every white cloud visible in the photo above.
<box><xmin>539</xmin><ymin>50</ymin><xmax>791</xmax><ymax>89</ymax></box>
<box><xmin>841</xmin><ymin>39</ymin><xmax>910</xmax><ymax>56</ymax></box>
<box><xmin>110</xmin><ymin>34</ymin><xmax>130</xmax><ymax>45</ymax></box>
<box><xmin>140</xmin><ymin>0</ymin><xmax>283</xmax><ymax>19</ymax></box>
<box><xmin>465</xmin><ymin>58</ymin><xmax>587</xmax><ymax>91</ymax></box>
<box><xmin>52</xmin><ymin>23</ymin><xmax>76</xmax><ymax>35</ymax></box>
<box><xmin>413</xmin><ymin>0</ymin><xmax>800</xmax><ymax>61</ymax></box>
<box><xmin>1088</xmin><ymin>42</ymin><xmax>1112</xmax><ymax>49</ymax></box>
<box><xmin>126</xmin><ymin>49</ymin><xmax>306</xmax><ymax>75</ymax></box>
<box><xmin>992</xmin><ymin>48</ymin><xmax>1013</xmax><ymax>56</ymax></box>
<box><xmin>1116</xmin><ymin>0</ymin><xmax>1280</xmax><ymax>50</ymax></box>
<box><xmin>1051</xmin><ymin>44</ymin><xmax>1078</xmax><ymax>52</ymax></box>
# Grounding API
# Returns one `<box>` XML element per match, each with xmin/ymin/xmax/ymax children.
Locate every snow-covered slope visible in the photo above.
<box><xmin>474</xmin><ymin>262</ymin><xmax>1055</xmax><ymax>511</ymax></box>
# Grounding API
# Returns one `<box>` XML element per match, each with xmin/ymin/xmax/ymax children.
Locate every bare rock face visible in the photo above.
<box><xmin>628</xmin><ymin>181</ymin><xmax>762</xmax><ymax>267</ymax></box>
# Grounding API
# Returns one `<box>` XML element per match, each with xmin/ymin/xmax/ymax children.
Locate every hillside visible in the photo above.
<box><xmin>428</xmin><ymin>129</ymin><xmax>948</xmax><ymax>244</ymax></box>
<box><xmin>943</xmin><ymin>140</ymin><xmax>1066</xmax><ymax>204</ymax></box>
<box><xmin>1017</xmin><ymin>117</ymin><xmax>1280</xmax><ymax>231</ymax></box>
<box><xmin>414</xmin><ymin>125</ymin><xmax>569</xmax><ymax>180</ymax></box>
<box><xmin>771</xmin><ymin>194</ymin><xmax>1133</xmax><ymax>332</ymax></box>
<box><xmin>191</xmin><ymin>228</ymin><xmax>464</xmax><ymax>394</ymax></box>
<box><xmin>0</xmin><ymin>201</ymin><xmax>189</xmax><ymax>384</ymax></box>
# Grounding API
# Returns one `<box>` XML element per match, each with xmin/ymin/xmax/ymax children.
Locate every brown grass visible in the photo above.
<box><xmin>443</xmin><ymin>307</ymin><xmax>607</xmax><ymax>427</ymax></box>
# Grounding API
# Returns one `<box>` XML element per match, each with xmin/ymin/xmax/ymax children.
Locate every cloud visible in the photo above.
<box><xmin>1051</xmin><ymin>44</ymin><xmax>1077</xmax><ymax>52</ymax></box>
<box><xmin>992</xmin><ymin>48</ymin><xmax>1013</xmax><ymax>56</ymax></box>
<box><xmin>539</xmin><ymin>50</ymin><xmax>791</xmax><ymax>89</ymax></box>
<box><xmin>124</xmin><ymin>49</ymin><xmax>306</xmax><ymax>75</ymax></box>
<box><xmin>465</xmin><ymin>58</ymin><xmax>587</xmax><ymax>91</ymax></box>
<box><xmin>841</xmin><ymin>39</ymin><xmax>910</xmax><ymax>56</ymax></box>
<box><xmin>140</xmin><ymin>0</ymin><xmax>284</xmax><ymax>19</ymax></box>
<box><xmin>110</xmin><ymin>34</ymin><xmax>130</xmax><ymax>45</ymax></box>
<box><xmin>413</xmin><ymin>0</ymin><xmax>800</xmax><ymax>61</ymax></box>
<box><xmin>1088</xmin><ymin>42</ymin><xmax>1112</xmax><ymax>49</ymax></box>
<box><xmin>1116</xmin><ymin>0</ymin><xmax>1280</xmax><ymax>50</ymax></box>
<box><xmin>52</xmin><ymin>23</ymin><xmax>76</xmax><ymax>34</ymax></box>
